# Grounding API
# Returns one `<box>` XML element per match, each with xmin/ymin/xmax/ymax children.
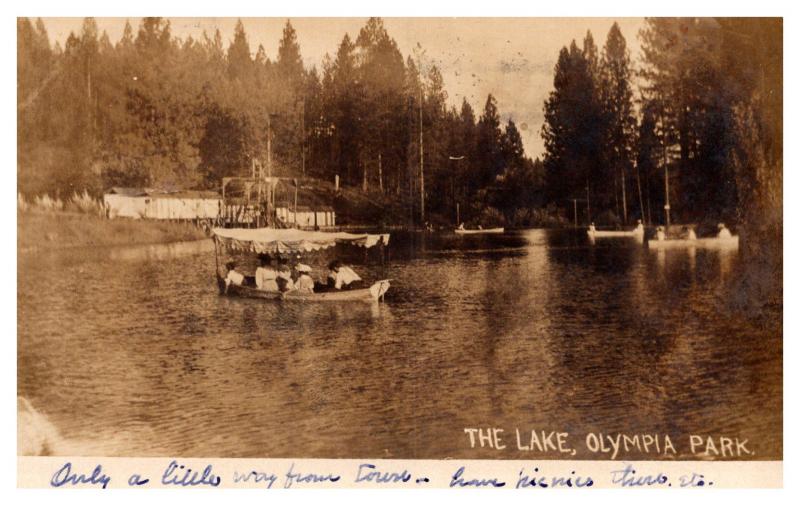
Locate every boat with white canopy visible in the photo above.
<box><xmin>212</xmin><ymin>228</ymin><xmax>390</xmax><ymax>302</ymax></box>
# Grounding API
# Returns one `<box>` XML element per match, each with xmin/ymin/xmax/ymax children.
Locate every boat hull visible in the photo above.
<box><xmin>218</xmin><ymin>277</ymin><xmax>390</xmax><ymax>302</ymax></box>
<box><xmin>647</xmin><ymin>236</ymin><xmax>739</xmax><ymax>250</ymax></box>
<box><xmin>587</xmin><ymin>229</ymin><xmax>644</xmax><ymax>238</ymax></box>
<box><xmin>454</xmin><ymin>228</ymin><xmax>504</xmax><ymax>235</ymax></box>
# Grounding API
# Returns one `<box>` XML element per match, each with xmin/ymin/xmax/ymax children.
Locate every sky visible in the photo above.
<box><xmin>39</xmin><ymin>17</ymin><xmax>646</xmax><ymax>159</ymax></box>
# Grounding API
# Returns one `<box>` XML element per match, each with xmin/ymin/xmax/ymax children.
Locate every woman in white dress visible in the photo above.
<box><xmin>255</xmin><ymin>254</ymin><xmax>279</xmax><ymax>292</ymax></box>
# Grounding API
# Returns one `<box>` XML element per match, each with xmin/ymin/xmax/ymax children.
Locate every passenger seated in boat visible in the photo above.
<box><xmin>717</xmin><ymin>223</ymin><xmax>732</xmax><ymax>239</ymax></box>
<box><xmin>633</xmin><ymin>220</ymin><xmax>644</xmax><ymax>234</ymax></box>
<box><xmin>684</xmin><ymin>226</ymin><xmax>697</xmax><ymax>240</ymax></box>
<box><xmin>276</xmin><ymin>255</ymin><xmax>294</xmax><ymax>292</ymax></box>
<box><xmin>255</xmin><ymin>254</ymin><xmax>279</xmax><ymax>292</ymax></box>
<box><xmin>294</xmin><ymin>264</ymin><xmax>315</xmax><ymax>294</ymax></box>
<box><xmin>656</xmin><ymin>226</ymin><xmax>666</xmax><ymax>241</ymax></box>
<box><xmin>224</xmin><ymin>261</ymin><xmax>244</xmax><ymax>291</ymax></box>
<box><xmin>458</xmin><ymin>222</ymin><xmax>465</xmax><ymax>230</ymax></box>
<box><xmin>327</xmin><ymin>260</ymin><xmax>363</xmax><ymax>290</ymax></box>
<box><xmin>589</xmin><ymin>222</ymin><xmax>597</xmax><ymax>233</ymax></box>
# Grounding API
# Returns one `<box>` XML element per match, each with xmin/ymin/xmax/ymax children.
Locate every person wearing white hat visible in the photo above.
<box><xmin>294</xmin><ymin>264</ymin><xmax>315</xmax><ymax>293</ymax></box>
<box><xmin>717</xmin><ymin>223</ymin><xmax>732</xmax><ymax>239</ymax></box>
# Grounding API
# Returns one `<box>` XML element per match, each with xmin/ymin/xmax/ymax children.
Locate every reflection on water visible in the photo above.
<box><xmin>17</xmin><ymin>229</ymin><xmax>781</xmax><ymax>459</ymax></box>
<box><xmin>106</xmin><ymin>239</ymin><xmax>214</xmax><ymax>262</ymax></box>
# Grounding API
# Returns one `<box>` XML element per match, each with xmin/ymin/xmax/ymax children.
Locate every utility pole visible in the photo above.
<box><xmin>266</xmin><ymin>114</ymin><xmax>275</xmax><ymax>227</ymax></box>
<box><xmin>573</xmin><ymin>199</ymin><xmax>578</xmax><ymax>228</ymax></box>
<box><xmin>416</xmin><ymin>45</ymin><xmax>426</xmax><ymax>226</ymax></box>
<box><xmin>664</xmin><ymin>154</ymin><xmax>671</xmax><ymax>229</ymax></box>
<box><xmin>267</xmin><ymin>114</ymin><xmax>273</xmax><ymax>180</ymax></box>
<box><xmin>300</xmin><ymin>97</ymin><xmax>306</xmax><ymax>177</ymax></box>
<box><xmin>586</xmin><ymin>179</ymin><xmax>591</xmax><ymax>224</ymax></box>
<box><xmin>659</xmin><ymin>90</ymin><xmax>671</xmax><ymax>229</ymax></box>
<box><xmin>621</xmin><ymin>166</ymin><xmax>628</xmax><ymax>225</ymax></box>
<box><xmin>449</xmin><ymin>155</ymin><xmax>466</xmax><ymax>224</ymax></box>
<box><xmin>419</xmin><ymin>79</ymin><xmax>425</xmax><ymax>224</ymax></box>
<box><xmin>378</xmin><ymin>153</ymin><xmax>383</xmax><ymax>193</ymax></box>
<box><xmin>293</xmin><ymin>178</ymin><xmax>298</xmax><ymax>227</ymax></box>
<box><xmin>661</xmin><ymin>121</ymin><xmax>671</xmax><ymax>230</ymax></box>
<box><xmin>635</xmin><ymin>161</ymin><xmax>645</xmax><ymax>225</ymax></box>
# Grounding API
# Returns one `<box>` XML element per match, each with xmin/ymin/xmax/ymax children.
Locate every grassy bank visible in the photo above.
<box><xmin>18</xmin><ymin>211</ymin><xmax>209</xmax><ymax>253</ymax></box>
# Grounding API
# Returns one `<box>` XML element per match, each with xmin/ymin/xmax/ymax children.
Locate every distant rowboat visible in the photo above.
<box><xmin>647</xmin><ymin>236</ymin><xmax>739</xmax><ymax>250</ymax></box>
<box><xmin>587</xmin><ymin>228</ymin><xmax>644</xmax><ymax>238</ymax></box>
<box><xmin>454</xmin><ymin>227</ymin><xmax>504</xmax><ymax>235</ymax></box>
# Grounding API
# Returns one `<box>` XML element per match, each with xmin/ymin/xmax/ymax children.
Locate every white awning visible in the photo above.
<box><xmin>212</xmin><ymin>227</ymin><xmax>389</xmax><ymax>254</ymax></box>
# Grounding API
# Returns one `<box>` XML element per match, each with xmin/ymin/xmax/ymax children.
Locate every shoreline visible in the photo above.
<box><xmin>20</xmin><ymin>210</ymin><xmax>727</xmax><ymax>255</ymax></box>
<box><xmin>18</xmin><ymin>211</ymin><xmax>210</xmax><ymax>254</ymax></box>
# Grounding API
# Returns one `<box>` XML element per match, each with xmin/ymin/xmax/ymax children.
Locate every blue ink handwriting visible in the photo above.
<box><xmin>610</xmin><ymin>464</ymin><xmax>669</xmax><ymax>487</ymax></box>
<box><xmin>516</xmin><ymin>467</ymin><xmax>594</xmax><ymax>488</ymax></box>
<box><xmin>284</xmin><ymin>462</ymin><xmax>340</xmax><ymax>489</ymax></box>
<box><xmin>355</xmin><ymin>463</ymin><xmax>412</xmax><ymax>484</ymax></box>
<box><xmin>450</xmin><ymin>466</ymin><xmax>506</xmax><ymax>488</ymax></box>
<box><xmin>161</xmin><ymin>460</ymin><xmax>221</xmax><ymax>487</ymax></box>
<box><xmin>50</xmin><ymin>462</ymin><xmax>111</xmax><ymax>489</ymax></box>
<box><xmin>232</xmin><ymin>470</ymin><xmax>278</xmax><ymax>488</ymax></box>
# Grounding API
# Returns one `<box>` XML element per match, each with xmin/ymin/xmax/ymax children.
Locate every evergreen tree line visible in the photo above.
<box><xmin>543</xmin><ymin>18</ymin><xmax>782</xmax><ymax>235</ymax></box>
<box><xmin>18</xmin><ymin>17</ymin><xmax>782</xmax><ymax>233</ymax></box>
<box><xmin>18</xmin><ymin>17</ymin><xmax>541</xmax><ymax>226</ymax></box>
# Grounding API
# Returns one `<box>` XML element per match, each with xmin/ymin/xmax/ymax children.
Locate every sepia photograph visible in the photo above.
<box><xmin>15</xmin><ymin>13</ymin><xmax>783</xmax><ymax>488</ymax></box>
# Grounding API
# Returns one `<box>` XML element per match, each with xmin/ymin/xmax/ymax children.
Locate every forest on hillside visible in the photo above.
<box><xmin>17</xmin><ymin>17</ymin><xmax>539</xmax><ymax>227</ymax></box>
<box><xmin>18</xmin><ymin>17</ymin><xmax>781</xmax><ymax>233</ymax></box>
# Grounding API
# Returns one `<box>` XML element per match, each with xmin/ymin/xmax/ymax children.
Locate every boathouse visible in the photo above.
<box><xmin>103</xmin><ymin>187</ymin><xmax>221</xmax><ymax>221</ymax></box>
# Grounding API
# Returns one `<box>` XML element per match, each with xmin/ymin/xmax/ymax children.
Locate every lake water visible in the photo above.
<box><xmin>17</xmin><ymin>229</ymin><xmax>782</xmax><ymax>459</ymax></box>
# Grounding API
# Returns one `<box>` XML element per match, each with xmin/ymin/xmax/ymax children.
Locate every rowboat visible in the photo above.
<box><xmin>218</xmin><ymin>277</ymin><xmax>391</xmax><ymax>302</ymax></box>
<box><xmin>587</xmin><ymin>228</ymin><xmax>644</xmax><ymax>238</ymax></box>
<box><xmin>648</xmin><ymin>236</ymin><xmax>739</xmax><ymax>250</ymax></box>
<box><xmin>212</xmin><ymin>227</ymin><xmax>391</xmax><ymax>303</ymax></box>
<box><xmin>454</xmin><ymin>227</ymin><xmax>504</xmax><ymax>235</ymax></box>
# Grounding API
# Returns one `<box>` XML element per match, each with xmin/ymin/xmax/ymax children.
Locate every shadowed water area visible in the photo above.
<box><xmin>18</xmin><ymin>229</ymin><xmax>781</xmax><ymax>459</ymax></box>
